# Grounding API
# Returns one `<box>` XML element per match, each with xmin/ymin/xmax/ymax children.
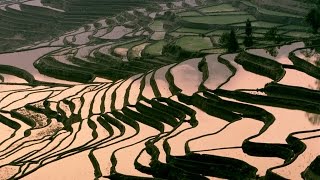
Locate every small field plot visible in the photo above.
<box><xmin>175</xmin><ymin>27</ymin><xmax>211</xmax><ymax>34</ymax></box>
<box><xmin>185</xmin><ymin>0</ymin><xmax>198</xmax><ymax>7</ymax></box>
<box><xmin>201</xmin><ymin>48</ymin><xmax>226</xmax><ymax>54</ymax></box>
<box><xmin>207</xmin><ymin>30</ymin><xmax>230</xmax><ymax>36</ymax></box>
<box><xmin>279</xmin><ymin>25</ymin><xmax>308</xmax><ymax>31</ymax></box>
<box><xmin>117</xmin><ymin>39</ymin><xmax>146</xmax><ymax>49</ymax></box>
<box><xmin>240</xmin><ymin>1</ymin><xmax>302</xmax><ymax>18</ymax></box>
<box><xmin>206</xmin><ymin>11</ymin><xmax>248</xmax><ymax>16</ymax></box>
<box><xmin>131</xmin><ymin>43</ymin><xmax>150</xmax><ymax>58</ymax></box>
<box><xmin>151</xmin><ymin>31</ymin><xmax>166</xmax><ymax>40</ymax></box>
<box><xmin>100</xmin><ymin>26</ymin><xmax>132</xmax><ymax>40</ymax></box>
<box><xmin>24</xmin><ymin>0</ymin><xmax>65</xmax><ymax>12</ymax></box>
<box><xmin>171</xmin><ymin>58</ymin><xmax>202</xmax><ymax>95</ymax></box>
<box><xmin>149</xmin><ymin>20</ymin><xmax>164</xmax><ymax>31</ymax></box>
<box><xmin>177</xmin><ymin>10</ymin><xmax>202</xmax><ymax>17</ymax></box>
<box><xmin>143</xmin><ymin>40</ymin><xmax>166</xmax><ymax>56</ymax></box>
<box><xmin>182</xmin><ymin>15</ymin><xmax>256</xmax><ymax>25</ymax></box>
<box><xmin>175</xmin><ymin>36</ymin><xmax>213</xmax><ymax>52</ymax></box>
<box><xmin>198</xmin><ymin>4</ymin><xmax>238</xmax><ymax>13</ymax></box>
<box><xmin>169</xmin><ymin>32</ymin><xmax>198</xmax><ymax>38</ymax></box>
<box><xmin>284</xmin><ymin>31</ymin><xmax>314</xmax><ymax>38</ymax></box>
<box><xmin>232</xmin><ymin>21</ymin><xmax>281</xmax><ymax>28</ymax></box>
<box><xmin>251</xmin><ymin>28</ymin><xmax>271</xmax><ymax>34</ymax></box>
<box><xmin>113</xmin><ymin>39</ymin><xmax>146</xmax><ymax>58</ymax></box>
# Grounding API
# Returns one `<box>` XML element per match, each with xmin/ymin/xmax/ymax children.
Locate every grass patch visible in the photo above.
<box><xmin>279</xmin><ymin>25</ymin><xmax>308</xmax><ymax>30</ymax></box>
<box><xmin>240</xmin><ymin>1</ymin><xmax>303</xmax><ymax>18</ymax></box>
<box><xmin>118</xmin><ymin>39</ymin><xmax>146</xmax><ymax>49</ymax></box>
<box><xmin>201</xmin><ymin>48</ymin><xmax>226</xmax><ymax>54</ymax></box>
<box><xmin>149</xmin><ymin>20</ymin><xmax>164</xmax><ymax>31</ymax></box>
<box><xmin>175</xmin><ymin>36</ymin><xmax>213</xmax><ymax>52</ymax></box>
<box><xmin>206</xmin><ymin>11</ymin><xmax>248</xmax><ymax>16</ymax></box>
<box><xmin>207</xmin><ymin>30</ymin><xmax>229</xmax><ymax>36</ymax></box>
<box><xmin>285</xmin><ymin>31</ymin><xmax>314</xmax><ymax>38</ymax></box>
<box><xmin>182</xmin><ymin>15</ymin><xmax>256</xmax><ymax>25</ymax></box>
<box><xmin>143</xmin><ymin>40</ymin><xmax>166</xmax><ymax>56</ymax></box>
<box><xmin>169</xmin><ymin>32</ymin><xmax>198</xmax><ymax>37</ymax></box>
<box><xmin>198</xmin><ymin>4</ymin><xmax>238</xmax><ymax>13</ymax></box>
<box><xmin>232</xmin><ymin>21</ymin><xmax>281</xmax><ymax>28</ymax></box>
<box><xmin>177</xmin><ymin>11</ymin><xmax>202</xmax><ymax>16</ymax></box>
<box><xmin>251</xmin><ymin>33</ymin><xmax>265</xmax><ymax>38</ymax></box>
<box><xmin>252</xmin><ymin>28</ymin><xmax>272</xmax><ymax>33</ymax></box>
<box><xmin>176</xmin><ymin>27</ymin><xmax>211</xmax><ymax>34</ymax></box>
<box><xmin>207</xmin><ymin>30</ymin><xmax>244</xmax><ymax>36</ymax></box>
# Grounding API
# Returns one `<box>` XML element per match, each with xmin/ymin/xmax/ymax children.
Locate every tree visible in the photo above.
<box><xmin>306</xmin><ymin>8</ymin><xmax>320</xmax><ymax>33</ymax></box>
<box><xmin>198</xmin><ymin>59</ymin><xmax>207</xmax><ymax>72</ymax></box>
<box><xmin>228</xmin><ymin>29</ymin><xmax>239</xmax><ymax>53</ymax></box>
<box><xmin>245</xmin><ymin>19</ymin><xmax>253</xmax><ymax>37</ymax></box>
<box><xmin>163</xmin><ymin>11</ymin><xmax>176</xmax><ymax>21</ymax></box>
<box><xmin>243</xmin><ymin>36</ymin><xmax>253</xmax><ymax>47</ymax></box>
<box><xmin>219</xmin><ymin>29</ymin><xmax>239</xmax><ymax>53</ymax></box>
<box><xmin>264</xmin><ymin>27</ymin><xmax>277</xmax><ymax>41</ymax></box>
<box><xmin>243</xmin><ymin>19</ymin><xmax>254</xmax><ymax>47</ymax></box>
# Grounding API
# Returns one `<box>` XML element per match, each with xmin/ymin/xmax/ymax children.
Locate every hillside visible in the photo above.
<box><xmin>0</xmin><ymin>0</ymin><xmax>319</xmax><ymax>179</ymax></box>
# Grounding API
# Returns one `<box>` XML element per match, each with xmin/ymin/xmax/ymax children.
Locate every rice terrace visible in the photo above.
<box><xmin>0</xmin><ymin>0</ymin><xmax>319</xmax><ymax>179</ymax></box>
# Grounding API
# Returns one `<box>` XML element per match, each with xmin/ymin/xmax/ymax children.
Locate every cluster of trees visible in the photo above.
<box><xmin>306</xmin><ymin>2</ymin><xmax>320</xmax><ymax>33</ymax></box>
<box><xmin>219</xmin><ymin>29</ymin><xmax>239</xmax><ymax>53</ymax></box>
<box><xmin>162</xmin><ymin>11</ymin><xmax>177</xmax><ymax>21</ymax></box>
<box><xmin>219</xmin><ymin>19</ymin><xmax>253</xmax><ymax>53</ymax></box>
<box><xmin>217</xmin><ymin>18</ymin><xmax>292</xmax><ymax>53</ymax></box>
<box><xmin>217</xmin><ymin>0</ymin><xmax>320</xmax><ymax>53</ymax></box>
<box><xmin>264</xmin><ymin>27</ymin><xmax>283</xmax><ymax>44</ymax></box>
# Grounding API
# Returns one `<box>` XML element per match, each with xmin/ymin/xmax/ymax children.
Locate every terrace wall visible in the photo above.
<box><xmin>236</xmin><ymin>1</ymin><xmax>305</xmax><ymax>25</ymax></box>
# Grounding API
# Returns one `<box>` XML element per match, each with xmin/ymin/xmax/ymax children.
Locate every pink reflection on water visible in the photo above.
<box><xmin>0</xmin><ymin>47</ymin><xmax>77</xmax><ymax>84</ymax></box>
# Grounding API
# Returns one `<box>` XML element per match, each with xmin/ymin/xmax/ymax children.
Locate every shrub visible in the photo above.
<box><xmin>264</xmin><ymin>27</ymin><xmax>283</xmax><ymax>43</ymax></box>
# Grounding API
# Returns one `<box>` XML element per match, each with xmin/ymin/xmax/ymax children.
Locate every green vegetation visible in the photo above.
<box><xmin>149</xmin><ymin>20</ymin><xmax>164</xmax><ymax>31</ymax></box>
<box><xmin>177</xmin><ymin>11</ymin><xmax>202</xmax><ymax>16</ymax></box>
<box><xmin>175</xmin><ymin>36</ymin><xmax>213</xmax><ymax>52</ymax></box>
<box><xmin>240</xmin><ymin>1</ymin><xmax>303</xmax><ymax>18</ymax></box>
<box><xmin>0</xmin><ymin>1</ymin><xmax>320</xmax><ymax>179</ymax></box>
<box><xmin>198</xmin><ymin>4</ymin><xmax>238</xmax><ymax>13</ymax></box>
<box><xmin>175</xmin><ymin>27</ymin><xmax>210</xmax><ymax>34</ymax></box>
<box><xmin>117</xmin><ymin>38</ymin><xmax>146</xmax><ymax>49</ymax></box>
<box><xmin>306</xmin><ymin>8</ymin><xmax>320</xmax><ymax>33</ymax></box>
<box><xmin>228</xmin><ymin>29</ymin><xmax>239</xmax><ymax>52</ymax></box>
<box><xmin>143</xmin><ymin>40</ymin><xmax>166</xmax><ymax>56</ymax></box>
<box><xmin>232</xmin><ymin>21</ymin><xmax>281</xmax><ymax>28</ymax></box>
<box><xmin>181</xmin><ymin>15</ymin><xmax>256</xmax><ymax>25</ymax></box>
<box><xmin>206</xmin><ymin>11</ymin><xmax>248</xmax><ymax>16</ymax></box>
<box><xmin>243</xmin><ymin>19</ymin><xmax>253</xmax><ymax>47</ymax></box>
<box><xmin>219</xmin><ymin>29</ymin><xmax>239</xmax><ymax>53</ymax></box>
<box><xmin>264</xmin><ymin>27</ymin><xmax>283</xmax><ymax>44</ymax></box>
<box><xmin>302</xmin><ymin>156</ymin><xmax>320</xmax><ymax>178</ymax></box>
<box><xmin>235</xmin><ymin>51</ymin><xmax>285</xmax><ymax>81</ymax></box>
<box><xmin>285</xmin><ymin>31</ymin><xmax>314</xmax><ymax>38</ymax></box>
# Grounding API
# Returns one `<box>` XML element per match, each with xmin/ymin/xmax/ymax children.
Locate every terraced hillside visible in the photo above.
<box><xmin>0</xmin><ymin>0</ymin><xmax>320</xmax><ymax>179</ymax></box>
